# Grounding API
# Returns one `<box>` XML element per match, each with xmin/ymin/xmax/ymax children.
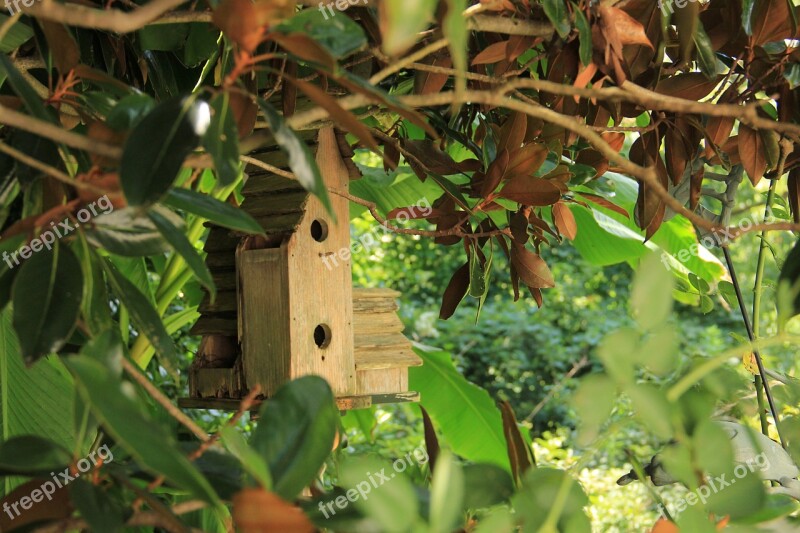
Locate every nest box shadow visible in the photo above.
<box><xmin>179</xmin><ymin>127</ymin><xmax>422</xmax><ymax>412</ymax></box>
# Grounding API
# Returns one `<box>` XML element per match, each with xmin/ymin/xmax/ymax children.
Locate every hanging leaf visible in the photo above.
<box><xmin>510</xmin><ymin>244</ymin><xmax>555</xmax><ymax>289</ymax></box>
<box><xmin>11</xmin><ymin>243</ymin><xmax>82</xmax><ymax>363</ymax></box>
<box><xmin>148</xmin><ymin>207</ymin><xmax>215</xmax><ymax>301</ymax></box>
<box><xmin>693</xmin><ymin>22</ymin><xmax>718</xmax><ymax>79</ymax></box>
<box><xmin>444</xmin><ymin>0</ymin><xmax>468</xmax><ymax>104</ymax></box>
<box><xmin>250</xmin><ymin>376</ymin><xmax>338</xmax><ymax>501</ymax></box>
<box><xmin>739</xmin><ymin>125</ymin><xmax>767</xmax><ymax>185</ymax></box>
<box><xmin>203</xmin><ymin>92</ymin><xmax>240</xmax><ymax>187</ymax></box>
<box><xmin>120</xmin><ymin>97</ymin><xmax>210</xmax><ymax>207</ymax></box>
<box><xmin>102</xmin><ymin>258</ymin><xmax>179</xmax><ymax>376</ymax></box>
<box><xmin>440</xmin><ymin>262</ymin><xmax>470</xmax><ymax>319</ymax></box>
<box><xmin>499</xmin><ymin>400</ymin><xmax>534</xmax><ymax>486</ymax></box>
<box><xmin>542</xmin><ymin>0</ymin><xmax>571</xmax><ymax>39</ymax></box>
<box><xmin>573</xmin><ymin>5</ymin><xmax>592</xmax><ymax>66</ymax></box>
<box><xmin>499</xmin><ymin>176</ymin><xmax>562</xmax><ymax>206</ymax></box>
<box><xmin>163</xmin><ymin>188</ymin><xmax>265</xmax><ymax>235</ymax></box>
<box><xmin>552</xmin><ymin>202</ymin><xmax>578</xmax><ymax>240</ymax></box>
<box><xmin>256</xmin><ymin>98</ymin><xmax>332</xmax><ymax>216</ymax></box>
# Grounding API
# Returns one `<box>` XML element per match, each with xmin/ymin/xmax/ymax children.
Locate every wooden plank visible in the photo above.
<box><xmin>203</xmin><ymin>228</ymin><xmax>241</xmax><ymax>253</ymax></box>
<box><xmin>189</xmin><ymin>367</ymin><xmax>242</xmax><ymax>398</ymax></box>
<box><xmin>242</xmin><ymin>191</ymin><xmax>309</xmax><ymax>217</ymax></box>
<box><xmin>190</xmin><ymin>316</ymin><xmax>237</xmax><ymax>336</ymax></box>
<box><xmin>354</xmin><ymin>332</ymin><xmax>412</xmax><ymax>350</ymax></box>
<box><xmin>249</xmin><ymin>212</ymin><xmax>305</xmax><ymax>235</ymax></box>
<box><xmin>283</xmin><ymin>127</ymin><xmax>356</xmax><ymax>396</ymax></box>
<box><xmin>353</xmin><ymin>288</ymin><xmax>401</xmax><ymax>299</ymax></box>
<box><xmin>242</xmin><ymin>174</ymin><xmax>305</xmax><ymax>196</ymax></box>
<box><xmin>199</xmin><ymin>290</ymin><xmax>237</xmax><ymax>314</ymax></box>
<box><xmin>212</xmin><ymin>272</ymin><xmax>237</xmax><ymax>291</ymax></box>
<box><xmin>354</xmin><ymin>348</ymin><xmax>422</xmax><ymax>370</ymax></box>
<box><xmin>239</xmin><ymin>246</ymin><xmax>291</xmax><ymax>397</ymax></box>
<box><xmin>352</xmin><ymin>298</ymin><xmax>398</xmax><ymax>313</ymax></box>
<box><xmin>356</xmin><ymin>368</ymin><xmax>407</xmax><ymax>395</ymax></box>
<box><xmin>178</xmin><ymin>394</ymin><xmax>374</xmax><ymax>411</ymax></box>
<box><xmin>352</xmin><ymin>311</ymin><xmax>404</xmax><ymax>335</ymax></box>
<box><xmin>206</xmin><ymin>252</ymin><xmax>236</xmax><ymax>270</ymax></box>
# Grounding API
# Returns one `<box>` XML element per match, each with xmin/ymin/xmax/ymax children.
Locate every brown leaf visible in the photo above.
<box><xmin>552</xmin><ymin>202</ymin><xmax>577</xmax><ymax>240</ymax></box>
<box><xmin>507</xmin><ymin>143</ymin><xmax>548</xmax><ymax>176</ymax></box>
<box><xmin>440</xmin><ymin>262</ymin><xmax>470</xmax><ymax>319</ymax></box>
<box><xmin>229</xmin><ymin>91</ymin><xmax>258</xmax><ymax>138</ymax></box>
<box><xmin>0</xmin><ymin>478</ymin><xmax>71</xmax><ymax>531</ymax></box>
<box><xmin>289</xmin><ymin>77</ymin><xmax>379</xmax><ymax>153</ymax></box>
<box><xmin>401</xmin><ymin>140</ymin><xmax>482</xmax><ymax>176</ymax></box>
<box><xmin>739</xmin><ymin>125</ymin><xmax>767</xmax><ymax>185</ymax></box>
<box><xmin>751</xmin><ymin>0</ymin><xmax>796</xmax><ymax>46</ymax></box>
<box><xmin>271</xmin><ymin>32</ymin><xmax>335</xmax><ymax>70</ymax></box>
<box><xmin>665</xmin><ymin>127</ymin><xmax>691</xmax><ymax>185</ymax></box>
<box><xmin>499</xmin><ymin>400</ymin><xmax>534</xmax><ymax>486</ymax></box>
<box><xmin>655</xmin><ymin>73</ymin><xmax>720</xmax><ymax>101</ymax></box>
<box><xmin>481</xmin><ymin>149</ymin><xmax>510</xmax><ymax>197</ymax></box>
<box><xmin>282</xmin><ymin>61</ymin><xmax>297</xmax><ymax>118</ymax></box>
<box><xmin>498</xmin><ymin>112</ymin><xmax>527</xmax><ymax>152</ymax></box>
<box><xmin>39</xmin><ymin>21</ymin><xmax>80</xmax><ymax>74</ymax></box>
<box><xmin>472</xmin><ymin>40</ymin><xmax>511</xmax><ymax>65</ymax></box>
<box><xmin>415</xmin><ymin>54</ymin><xmax>452</xmax><ymax>95</ymax></box>
<box><xmin>703</xmin><ymin>116</ymin><xmax>735</xmax><ymax>158</ymax></box>
<box><xmin>511</xmin><ymin>244</ymin><xmax>555</xmax><ymax>288</ymax></box>
<box><xmin>690</xmin><ymin>166</ymin><xmax>704</xmax><ymax>211</ymax></box>
<box><xmin>577</xmin><ymin>192</ymin><xmax>630</xmax><ymax>218</ymax></box>
<box><xmin>233</xmin><ymin>489</ymin><xmax>314</xmax><ymax>533</ymax></box>
<box><xmin>214</xmin><ymin>0</ymin><xmax>294</xmax><ymax>53</ymax></box>
<box><xmin>499</xmin><ymin>176</ymin><xmax>562</xmax><ymax>206</ymax></box>
<box><xmin>420</xmin><ymin>406</ymin><xmax>440</xmax><ymax>473</ymax></box>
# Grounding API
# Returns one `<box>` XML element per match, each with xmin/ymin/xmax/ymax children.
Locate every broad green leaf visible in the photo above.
<box><xmin>462</xmin><ymin>464</ymin><xmax>515</xmax><ymax>511</ymax></box>
<box><xmin>429</xmin><ymin>451</ymin><xmax>465</xmax><ymax>532</ymax></box>
<box><xmin>631</xmin><ymin>252</ymin><xmax>674</xmax><ymax>331</ymax></box>
<box><xmin>65</xmin><ymin>355</ymin><xmax>221</xmax><ymax>506</ymax></box>
<box><xmin>148</xmin><ymin>207</ymin><xmax>215</xmax><ymax>300</ymax></box>
<box><xmin>120</xmin><ymin>97</ymin><xmax>210</xmax><ymax>206</ymax></box>
<box><xmin>84</xmin><ymin>207</ymin><xmax>169</xmax><ymax>257</ymax></box>
<box><xmin>0</xmin><ymin>308</ymin><xmax>75</xmax><ymax>496</ymax></box>
<box><xmin>410</xmin><ymin>345</ymin><xmax>510</xmax><ymax>471</ymax></box>
<box><xmin>0</xmin><ymin>15</ymin><xmax>33</xmax><ymax>53</ymax></box>
<box><xmin>573</xmin><ymin>4</ymin><xmax>592</xmax><ymax>66</ymax></box>
<box><xmin>102</xmin><ymin>258</ymin><xmax>178</xmax><ymax>376</ymax></box>
<box><xmin>11</xmin><ymin>243</ymin><xmax>82</xmax><ymax>362</ymax></box>
<box><xmin>106</xmin><ymin>93</ymin><xmax>156</xmax><ymax>131</ymax></box>
<box><xmin>276</xmin><ymin>8</ymin><xmax>367</xmax><ymax>58</ymax></box>
<box><xmin>250</xmin><ymin>376</ymin><xmax>338</xmax><ymax>500</ymax></box>
<box><xmin>350</xmin><ymin>169</ymin><xmax>441</xmax><ymax>219</ymax></box>
<box><xmin>338</xmin><ymin>456</ymin><xmax>419</xmax><ymax>531</ymax></box>
<box><xmin>203</xmin><ymin>92</ymin><xmax>240</xmax><ymax>186</ymax></box>
<box><xmin>571</xmin><ymin>374</ymin><xmax>616</xmax><ymax>446</ymax></box>
<box><xmin>163</xmin><ymin>188</ymin><xmax>264</xmax><ymax>235</ymax></box>
<box><xmin>625</xmin><ymin>383</ymin><xmax>673</xmax><ymax>439</ymax></box>
<box><xmin>377</xmin><ymin>0</ymin><xmax>436</xmax><ymax>56</ymax></box>
<box><xmin>256</xmin><ymin>98</ymin><xmax>332</xmax><ymax>216</ymax></box>
<box><xmin>220</xmin><ymin>426</ymin><xmax>272</xmax><ymax>489</ymax></box>
<box><xmin>0</xmin><ymin>436</ymin><xmax>71</xmax><ymax>476</ymax></box>
<box><xmin>183</xmin><ymin>23</ymin><xmax>220</xmax><ymax>67</ymax></box>
<box><xmin>474</xmin><ymin>508</ymin><xmax>516</xmax><ymax>533</ymax></box>
<box><xmin>542</xmin><ymin>0</ymin><xmax>571</xmax><ymax>39</ymax></box>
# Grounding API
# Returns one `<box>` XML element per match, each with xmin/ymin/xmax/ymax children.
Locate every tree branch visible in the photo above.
<box><xmin>22</xmin><ymin>0</ymin><xmax>188</xmax><ymax>33</ymax></box>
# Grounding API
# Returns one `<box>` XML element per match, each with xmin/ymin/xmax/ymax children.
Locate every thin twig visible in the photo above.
<box><xmin>22</xmin><ymin>0</ymin><xmax>188</xmax><ymax>33</ymax></box>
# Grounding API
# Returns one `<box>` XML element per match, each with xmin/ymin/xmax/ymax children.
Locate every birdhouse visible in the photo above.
<box><xmin>179</xmin><ymin>128</ymin><xmax>421</xmax><ymax>412</ymax></box>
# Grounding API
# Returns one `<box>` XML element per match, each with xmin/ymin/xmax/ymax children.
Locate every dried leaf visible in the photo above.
<box><xmin>39</xmin><ymin>21</ymin><xmax>80</xmax><ymax>74</ymax></box>
<box><xmin>498</xmin><ymin>112</ymin><xmax>527</xmax><ymax>152</ymax></box>
<box><xmin>655</xmin><ymin>73</ymin><xmax>720</xmax><ymax>101</ymax></box>
<box><xmin>552</xmin><ymin>202</ymin><xmax>577</xmax><ymax>240</ymax></box>
<box><xmin>440</xmin><ymin>262</ymin><xmax>470</xmax><ymax>319</ymax></box>
<box><xmin>499</xmin><ymin>400</ymin><xmax>533</xmax><ymax>486</ymax></box>
<box><xmin>507</xmin><ymin>143</ymin><xmax>548</xmax><ymax>176</ymax></box>
<box><xmin>739</xmin><ymin>125</ymin><xmax>767</xmax><ymax>185</ymax></box>
<box><xmin>511</xmin><ymin>244</ymin><xmax>555</xmax><ymax>288</ymax></box>
<box><xmin>233</xmin><ymin>489</ymin><xmax>314</xmax><ymax>533</ymax></box>
<box><xmin>472</xmin><ymin>40</ymin><xmax>511</xmax><ymax>65</ymax></box>
<box><xmin>703</xmin><ymin>116</ymin><xmax>735</xmax><ymax>158</ymax></box>
<box><xmin>420</xmin><ymin>406</ymin><xmax>440</xmax><ymax>473</ymax></box>
<box><xmin>499</xmin><ymin>176</ymin><xmax>562</xmax><ymax>206</ymax></box>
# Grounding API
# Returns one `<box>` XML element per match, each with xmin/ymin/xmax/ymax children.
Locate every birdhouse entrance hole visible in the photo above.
<box><xmin>310</xmin><ymin>219</ymin><xmax>328</xmax><ymax>242</ymax></box>
<box><xmin>314</xmin><ymin>324</ymin><xmax>332</xmax><ymax>349</ymax></box>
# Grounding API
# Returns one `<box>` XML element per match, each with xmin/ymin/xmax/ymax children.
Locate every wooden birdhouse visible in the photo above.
<box><xmin>179</xmin><ymin>127</ymin><xmax>421</xmax><ymax>412</ymax></box>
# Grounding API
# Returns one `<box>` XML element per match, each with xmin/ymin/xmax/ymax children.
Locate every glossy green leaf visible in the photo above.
<box><xmin>84</xmin><ymin>207</ymin><xmax>169</xmax><ymax>257</ymax></box>
<box><xmin>11</xmin><ymin>243</ymin><xmax>82</xmax><ymax>362</ymax></box>
<box><xmin>742</xmin><ymin>0</ymin><xmax>756</xmax><ymax>34</ymax></box>
<box><xmin>65</xmin><ymin>355</ymin><xmax>221</xmax><ymax>506</ymax></box>
<box><xmin>573</xmin><ymin>4</ymin><xmax>592</xmax><ymax>66</ymax></box>
<box><xmin>183</xmin><ymin>23</ymin><xmax>220</xmax><ymax>67</ymax></box>
<box><xmin>410</xmin><ymin>345</ymin><xmax>510</xmax><ymax>471</ymax></box>
<box><xmin>542</xmin><ymin>0</ymin><xmax>571</xmax><ymax>39</ymax></box>
<box><xmin>0</xmin><ymin>15</ymin><xmax>33</xmax><ymax>53</ymax></box>
<box><xmin>138</xmin><ymin>24</ymin><xmax>189</xmax><ymax>51</ymax></box>
<box><xmin>693</xmin><ymin>22</ymin><xmax>718</xmax><ymax>79</ymax></box>
<box><xmin>163</xmin><ymin>188</ymin><xmax>264</xmax><ymax>235</ymax></box>
<box><xmin>512</xmin><ymin>468</ymin><xmax>590</xmax><ymax>533</ymax></box>
<box><xmin>148</xmin><ymin>207</ymin><xmax>215</xmax><ymax>300</ymax></box>
<box><xmin>256</xmin><ymin>98</ymin><xmax>332</xmax><ymax>216</ymax></box>
<box><xmin>276</xmin><ymin>8</ymin><xmax>367</xmax><ymax>58</ymax></box>
<box><xmin>631</xmin><ymin>252</ymin><xmax>674</xmax><ymax>331</ymax></box>
<box><xmin>250</xmin><ymin>376</ymin><xmax>338</xmax><ymax>500</ymax></box>
<box><xmin>101</xmin><ymin>258</ymin><xmax>178</xmax><ymax>376</ymax></box>
<box><xmin>444</xmin><ymin>0</ymin><xmax>467</xmax><ymax>100</ymax></box>
<box><xmin>106</xmin><ymin>93</ymin><xmax>156</xmax><ymax>131</ymax></box>
<box><xmin>120</xmin><ymin>97</ymin><xmax>210</xmax><ymax>206</ymax></box>
<box><xmin>203</xmin><ymin>92</ymin><xmax>240</xmax><ymax>186</ymax></box>
<box><xmin>69</xmin><ymin>479</ymin><xmax>126</xmax><ymax>533</ymax></box>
